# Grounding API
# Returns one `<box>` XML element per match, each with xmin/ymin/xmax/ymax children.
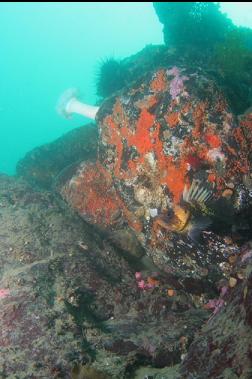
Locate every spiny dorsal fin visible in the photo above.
<box><xmin>183</xmin><ymin>179</ymin><xmax>212</xmax><ymax>205</ymax></box>
<box><xmin>188</xmin><ymin>216</ymin><xmax>212</xmax><ymax>243</ymax></box>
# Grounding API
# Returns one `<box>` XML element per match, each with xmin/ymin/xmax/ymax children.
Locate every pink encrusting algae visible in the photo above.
<box><xmin>0</xmin><ymin>289</ymin><xmax>10</xmax><ymax>299</ymax></box>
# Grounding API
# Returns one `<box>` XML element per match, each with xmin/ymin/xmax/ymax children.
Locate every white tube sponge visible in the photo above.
<box><xmin>56</xmin><ymin>88</ymin><xmax>99</xmax><ymax>120</ymax></box>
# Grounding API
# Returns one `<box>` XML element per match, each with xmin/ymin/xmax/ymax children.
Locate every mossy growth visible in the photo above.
<box><xmin>72</xmin><ymin>365</ymin><xmax>109</xmax><ymax>379</ymax></box>
<box><xmin>65</xmin><ymin>288</ymin><xmax>106</xmax><ymax>330</ymax></box>
<box><xmin>212</xmin><ymin>28</ymin><xmax>252</xmax><ymax>114</ymax></box>
<box><xmin>64</xmin><ymin>288</ymin><xmax>108</xmax><ymax>361</ymax></box>
<box><xmin>153</xmin><ymin>2</ymin><xmax>233</xmax><ymax>53</ymax></box>
<box><xmin>214</xmin><ymin>28</ymin><xmax>252</xmax><ymax>79</ymax></box>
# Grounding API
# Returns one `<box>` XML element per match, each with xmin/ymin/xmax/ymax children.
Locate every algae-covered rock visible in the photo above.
<box><xmin>0</xmin><ymin>174</ymin><xmax>209</xmax><ymax>378</ymax></box>
<box><xmin>180</xmin><ymin>243</ymin><xmax>252</xmax><ymax>378</ymax></box>
<box><xmin>16</xmin><ymin>123</ymin><xmax>98</xmax><ymax>188</ymax></box>
<box><xmin>61</xmin><ymin>66</ymin><xmax>252</xmax><ymax>297</ymax></box>
<box><xmin>72</xmin><ymin>365</ymin><xmax>109</xmax><ymax>379</ymax></box>
<box><xmin>133</xmin><ymin>365</ymin><xmax>180</xmax><ymax>379</ymax></box>
<box><xmin>153</xmin><ymin>3</ymin><xmax>233</xmax><ymax>51</ymax></box>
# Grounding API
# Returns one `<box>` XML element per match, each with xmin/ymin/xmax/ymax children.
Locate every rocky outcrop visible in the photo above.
<box><xmin>180</xmin><ymin>243</ymin><xmax>252</xmax><ymax>379</ymax></box>
<box><xmin>0</xmin><ymin>175</ymin><xmax>208</xmax><ymax>378</ymax></box>
<box><xmin>16</xmin><ymin>124</ymin><xmax>98</xmax><ymax>189</ymax></box>
<box><xmin>59</xmin><ymin>67</ymin><xmax>252</xmax><ymax>300</ymax></box>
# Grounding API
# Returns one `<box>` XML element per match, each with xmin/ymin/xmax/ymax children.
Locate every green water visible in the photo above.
<box><xmin>0</xmin><ymin>2</ymin><xmax>252</xmax><ymax>175</ymax></box>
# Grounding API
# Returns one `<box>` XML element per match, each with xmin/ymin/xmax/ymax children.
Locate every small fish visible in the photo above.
<box><xmin>167</xmin><ymin>205</ymin><xmax>191</xmax><ymax>232</ymax></box>
<box><xmin>157</xmin><ymin>180</ymin><xmax>213</xmax><ymax>242</ymax></box>
<box><xmin>157</xmin><ymin>205</ymin><xmax>211</xmax><ymax>244</ymax></box>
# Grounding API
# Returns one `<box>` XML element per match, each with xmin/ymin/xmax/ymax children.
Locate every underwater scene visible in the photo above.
<box><xmin>0</xmin><ymin>2</ymin><xmax>252</xmax><ymax>378</ymax></box>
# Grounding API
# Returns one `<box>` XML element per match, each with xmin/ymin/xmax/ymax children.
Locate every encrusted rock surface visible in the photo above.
<box><xmin>0</xmin><ymin>175</ymin><xmax>208</xmax><ymax>378</ymax></box>
<box><xmin>60</xmin><ymin>68</ymin><xmax>252</xmax><ymax>299</ymax></box>
<box><xmin>180</xmin><ymin>243</ymin><xmax>252</xmax><ymax>379</ymax></box>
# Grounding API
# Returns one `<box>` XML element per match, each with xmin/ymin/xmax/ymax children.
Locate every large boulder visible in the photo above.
<box><xmin>59</xmin><ymin>67</ymin><xmax>252</xmax><ymax>298</ymax></box>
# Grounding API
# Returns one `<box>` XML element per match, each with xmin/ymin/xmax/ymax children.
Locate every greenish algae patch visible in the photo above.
<box><xmin>133</xmin><ymin>365</ymin><xmax>180</xmax><ymax>379</ymax></box>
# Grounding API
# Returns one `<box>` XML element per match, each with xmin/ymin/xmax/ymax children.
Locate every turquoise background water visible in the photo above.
<box><xmin>1</xmin><ymin>2</ymin><xmax>252</xmax><ymax>175</ymax></box>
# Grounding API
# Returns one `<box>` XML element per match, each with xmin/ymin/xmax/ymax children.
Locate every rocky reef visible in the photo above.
<box><xmin>181</xmin><ymin>244</ymin><xmax>252</xmax><ymax>379</ymax></box>
<box><xmin>60</xmin><ymin>66</ymin><xmax>252</xmax><ymax>297</ymax></box>
<box><xmin>2</xmin><ymin>3</ymin><xmax>252</xmax><ymax>378</ymax></box>
<box><xmin>6</xmin><ymin>66</ymin><xmax>251</xmax><ymax>378</ymax></box>
<box><xmin>17</xmin><ymin>123</ymin><xmax>98</xmax><ymax>189</ymax></box>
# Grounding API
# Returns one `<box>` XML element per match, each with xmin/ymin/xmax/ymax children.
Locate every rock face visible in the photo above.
<box><xmin>16</xmin><ymin>124</ymin><xmax>98</xmax><ymax>189</ymax></box>
<box><xmin>0</xmin><ymin>174</ymin><xmax>208</xmax><ymax>378</ymax></box>
<box><xmin>180</xmin><ymin>114</ymin><xmax>252</xmax><ymax>379</ymax></box>
<box><xmin>180</xmin><ymin>244</ymin><xmax>252</xmax><ymax>379</ymax></box>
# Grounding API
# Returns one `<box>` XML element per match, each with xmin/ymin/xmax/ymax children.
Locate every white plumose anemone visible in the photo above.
<box><xmin>56</xmin><ymin>88</ymin><xmax>99</xmax><ymax>120</ymax></box>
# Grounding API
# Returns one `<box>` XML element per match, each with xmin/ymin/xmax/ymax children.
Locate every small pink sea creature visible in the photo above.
<box><xmin>0</xmin><ymin>288</ymin><xmax>10</xmax><ymax>299</ymax></box>
<box><xmin>135</xmin><ymin>272</ymin><xmax>142</xmax><ymax>281</ymax></box>
<box><xmin>167</xmin><ymin>66</ymin><xmax>189</xmax><ymax>99</ymax></box>
<box><xmin>167</xmin><ymin>66</ymin><xmax>180</xmax><ymax>76</ymax></box>
<box><xmin>135</xmin><ymin>272</ymin><xmax>160</xmax><ymax>290</ymax></box>
<box><xmin>138</xmin><ymin>280</ymin><xmax>146</xmax><ymax>290</ymax></box>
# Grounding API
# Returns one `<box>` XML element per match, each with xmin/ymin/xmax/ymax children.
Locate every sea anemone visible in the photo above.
<box><xmin>56</xmin><ymin>88</ymin><xmax>99</xmax><ymax>120</ymax></box>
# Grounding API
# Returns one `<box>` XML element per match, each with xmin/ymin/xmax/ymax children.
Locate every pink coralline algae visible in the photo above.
<box><xmin>135</xmin><ymin>272</ymin><xmax>159</xmax><ymax>290</ymax></box>
<box><xmin>167</xmin><ymin>66</ymin><xmax>180</xmax><ymax>76</ymax></box>
<box><xmin>167</xmin><ymin>66</ymin><xmax>189</xmax><ymax>99</ymax></box>
<box><xmin>0</xmin><ymin>289</ymin><xmax>10</xmax><ymax>299</ymax></box>
<box><xmin>137</xmin><ymin>280</ymin><xmax>157</xmax><ymax>290</ymax></box>
<box><xmin>137</xmin><ymin>280</ymin><xmax>146</xmax><ymax>290</ymax></box>
<box><xmin>135</xmin><ymin>272</ymin><xmax>142</xmax><ymax>281</ymax></box>
<box><xmin>135</xmin><ymin>273</ymin><xmax>150</xmax><ymax>290</ymax></box>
